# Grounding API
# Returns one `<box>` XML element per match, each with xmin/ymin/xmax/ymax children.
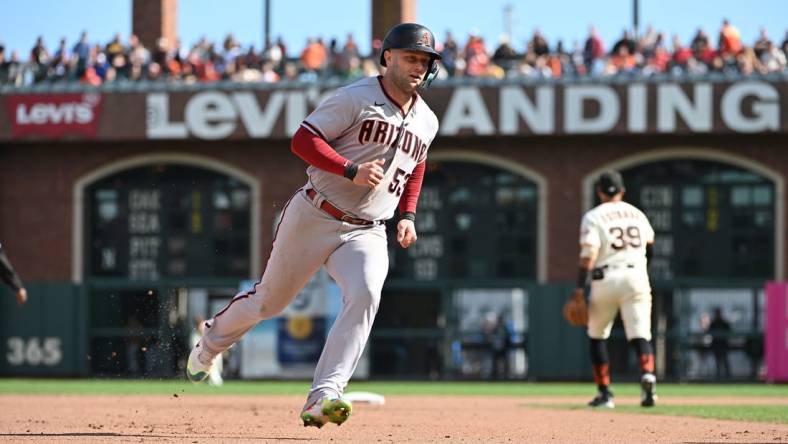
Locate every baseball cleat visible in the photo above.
<box><xmin>186</xmin><ymin>341</ymin><xmax>217</xmax><ymax>384</ymax></box>
<box><xmin>588</xmin><ymin>390</ymin><xmax>615</xmax><ymax>408</ymax></box>
<box><xmin>640</xmin><ymin>373</ymin><xmax>657</xmax><ymax>407</ymax></box>
<box><xmin>300</xmin><ymin>397</ymin><xmax>353</xmax><ymax>428</ymax></box>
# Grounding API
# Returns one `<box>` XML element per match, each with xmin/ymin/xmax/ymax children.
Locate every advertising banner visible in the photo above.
<box><xmin>4</xmin><ymin>93</ymin><xmax>103</xmax><ymax>139</ymax></box>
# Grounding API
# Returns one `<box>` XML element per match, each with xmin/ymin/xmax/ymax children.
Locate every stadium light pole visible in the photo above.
<box><xmin>504</xmin><ymin>4</ymin><xmax>513</xmax><ymax>43</ymax></box>
<box><xmin>264</xmin><ymin>0</ymin><xmax>271</xmax><ymax>48</ymax></box>
<box><xmin>632</xmin><ymin>0</ymin><xmax>640</xmax><ymax>38</ymax></box>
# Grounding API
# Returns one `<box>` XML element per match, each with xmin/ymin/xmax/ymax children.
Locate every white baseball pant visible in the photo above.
<box><xmin>586</xmin><ymin>264</ymin><xmax>653</xmax><ymax>341</ymax></box>
<box><xmin>200</xmin><ymin>188</ymin><xmax>389</xmax><ymax>403</ymax></box>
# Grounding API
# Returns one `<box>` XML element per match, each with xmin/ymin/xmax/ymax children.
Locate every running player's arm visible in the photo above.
<box><xmin>294</xmin><ymin>89</ymin><xmax>384</xmax><ymax>187</ymax></box>
<box><xmin>291</xmin><ymin>127</ymin><xmax>355</xmax><ymax>177</ymax></box>
<box><xmin>395</xmin><ymin>160</ymin><xmax>425</xmax><ymax>248</ymax></box>
<box><xmin>291</xmin><ymin>129</ymin><xmax>384</xmax><ymax>187</ymax></box>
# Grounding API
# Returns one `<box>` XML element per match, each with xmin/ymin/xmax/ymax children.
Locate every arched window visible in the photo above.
<box><xmin>387</xmin><ymin>160</ymin><xmax>540</xmax><ymax>281</ymax></box>
<box><xmin>619</xmin><ymin>159</ymin><xmax>775</xmax><ymax>280</ymax></box>
<box><xmin>85</xmin><ymin>163</ymin><xmax>252</xmax><ymax>280</ymax></box>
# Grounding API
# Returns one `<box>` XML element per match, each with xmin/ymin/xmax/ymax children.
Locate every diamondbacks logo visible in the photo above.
<box><xmin>417</xmin><ymin>31</ymin><xmax>432</xmax><ymax>47</ymax></box>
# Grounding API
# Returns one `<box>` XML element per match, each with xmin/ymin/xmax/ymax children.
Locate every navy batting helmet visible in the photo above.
<box><xmin>380</xmin><ymin>23</ymin><xmax>442</xmax><ymax>87</ymax></box>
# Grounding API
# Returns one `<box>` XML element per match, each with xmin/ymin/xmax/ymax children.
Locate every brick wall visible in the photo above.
<box><xmin>372</xmin><ymin>0</ymin><xmax>416</xmax><ymax>41</ymax></box>
<box><xmin>132</xmin><ymin>0</ymin><xmax>177</xmax><ymax>52</ymax></box>
<box><xmin>1</xmin><ymin>134</ymin><xmax>785</xmax><ymax>282</ymax></box>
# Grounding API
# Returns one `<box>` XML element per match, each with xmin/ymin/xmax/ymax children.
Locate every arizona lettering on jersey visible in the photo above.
<box><xmin>580</xmin><ymin>201</ymin><xmax>655</xmax><ymax>268</ymax></box>
<box><xmin>357</xmin><ymin>119</ymin><xmax>428</xmax><ymax>163</ymax></box>
<box><xmin>300</xmin><ymin>76</ymin><xmax>439</xmax><ymax>221</ymax></box>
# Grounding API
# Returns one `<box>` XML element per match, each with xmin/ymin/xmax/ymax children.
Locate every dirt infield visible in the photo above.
<box><xmin>1</xmin><ymin>395</ymin><xmax>787</xmax><ymax>443</ymax></box>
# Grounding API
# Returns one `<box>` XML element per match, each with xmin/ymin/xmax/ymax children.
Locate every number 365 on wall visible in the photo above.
<box><xmin>6</xmin><ymin>337</ymin><xmax>63</xmax><ymax>366</ymax></box>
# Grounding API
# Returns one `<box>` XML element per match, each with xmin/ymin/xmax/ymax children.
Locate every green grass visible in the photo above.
<box><xmin>0</xmin><ymin>379</ymin><xmax>787</xmax><ymax>398</ymax></box>
<box><xmin>562</xmin><ymin>404</ymin><xmax>788</xmax><ymax>424</ymax></box>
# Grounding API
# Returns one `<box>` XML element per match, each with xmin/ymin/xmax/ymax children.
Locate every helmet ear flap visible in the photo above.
<box><xmin>420</xmin><ymin>59</ymin><xmax>439</xmax><ymax>88</ymax></box>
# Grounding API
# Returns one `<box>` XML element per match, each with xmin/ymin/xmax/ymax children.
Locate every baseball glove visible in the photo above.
<box><xmin>562</xmin><ymin>289</ymin><xmax>588</xmax><ymax>326</ymax></box>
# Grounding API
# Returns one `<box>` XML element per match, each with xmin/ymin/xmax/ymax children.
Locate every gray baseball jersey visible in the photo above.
<box><xmin>195</xmin><ymin>75</ymin><xmax>439</xmax><ymax>410</ymax></box>
<box><xmin>301</xmin><ymin>76</ymin><xmax>439</xmax><ymax>221</ymax></box>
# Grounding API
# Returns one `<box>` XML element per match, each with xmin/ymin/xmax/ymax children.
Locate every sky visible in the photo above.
<box><xmin>1</xmin><ymin>0</ymin><xmax>786</xmax><ymax>58</ymax></box>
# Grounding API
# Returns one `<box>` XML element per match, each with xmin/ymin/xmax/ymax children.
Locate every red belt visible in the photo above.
<box><xmin>306</xmin><ymin>188</ymin><xmax>379</xmax><ymax>226</ymax></box>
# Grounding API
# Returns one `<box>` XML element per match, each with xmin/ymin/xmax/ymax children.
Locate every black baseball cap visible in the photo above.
<box><xmin>595</xmin><ymin>170</ymin><xmax>625</xmax><ymax>196</ymax></box>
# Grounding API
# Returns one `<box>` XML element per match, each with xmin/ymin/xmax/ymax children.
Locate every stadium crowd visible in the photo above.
<box><xmin>1</xmin><ymin>20</ymin><xmax>786</xmax><ymax>87</ymax></box>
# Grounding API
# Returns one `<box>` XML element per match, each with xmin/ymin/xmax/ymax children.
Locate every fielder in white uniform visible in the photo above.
<box><xmin>575</xmin><ymin>171</ymin><xmax>657</xmax><ymax>408</ymax></box>
<box><xmin>186</xmin><ymin>23</ymin><xmax>442</xmax><ymax>428</ymax></box>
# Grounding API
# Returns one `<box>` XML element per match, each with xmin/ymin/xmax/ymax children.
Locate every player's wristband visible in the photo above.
<box><xmin>343</xmin><ymin>162</ymin><xmax>358</xmax><ymax>180</ymax></box>
<box><xmin>576</xmin><ymin>267</ymin><xmax>589</xmax><ymax>289</ymax></box>
<box><xmin>401</xmin><ymin>212</ymin><xmax>416</xmax><ymax>222</ymax></box>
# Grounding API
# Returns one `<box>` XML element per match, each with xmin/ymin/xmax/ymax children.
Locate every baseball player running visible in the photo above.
<box><xmin>566</xmin><ymin>171</ymin><xmax>657</xmax><ymax>408</ymax></box>
<box><xmin>187</xmin><ymin>23</ymin><xmax>441</xmax><ymax>428</ymax></box>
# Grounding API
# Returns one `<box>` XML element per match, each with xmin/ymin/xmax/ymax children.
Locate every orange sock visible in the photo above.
<box><xmin>592</xmin><ymin>363</ymin><xmax>610</xmax><ymax>388</ymax></box>
<box><xmin>639</xmin><ymin>353</ymin><xmax>655</xmax><ymax>374</ymax></box>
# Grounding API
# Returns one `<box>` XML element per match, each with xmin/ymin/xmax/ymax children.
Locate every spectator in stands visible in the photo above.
<box><xmin>530</xmin><ymin>29</ymin><xmax>549</xmax><ymax>57</ymax></box>
<box><xmin>262</xmin><ymin>39</ymin><xmax>282</xmax><ymax>70</ymax></box>
<box><xmin>690</xmin><ymin>28</ymin><xmax>709</xmax><ymax>53</ymax></box>
<box><xmin>671</xmin><ymin>34</ymin><xmax>693</xmax><ymax>72</ymax></box>
<box><xmin>549</xmin><ymin>40</ymin><xmax>570</xmax><ymax>77</ymax></box>
<box><xmin>753</xmin><ymin>28</ymin><xmax>772</xmax><ymax>58</ymax></box>
<box><xmin>464</xmin><ymin>30</ymin><xmax>490</xmax><ymax>77</ymax></box>
<box><xmin>222</xmin><ymin>34</ymin><xmax>241</xmax><ymax>65</ymax></box>
<box><xmin>106</xmin><ymin>33</ymin><xmax>125</xmax><ymax>61</ymax></box>
<box><xmin>2</xmin><ymin>23</ymin><xmax>788</xmax><ymax>87</ymax></box>
<box><xmin>760</xmin><ymin>40</ymin><xmax>787</xmax><ymax>72</ymax></box>
<box><xmin>282</xmin><ymin>61</ymin><xmax>299</xmax><ymax>81</ymax></box>
<box><xmin>707</xmin><ymin>307</ymin><xmax>731</xmax><ymax>379</ymax></box>
<box><xmin>737</xmin><ymin>47</ymin><xmax>764</xmax><ymax>76</ymax></box>
<box><xmin>492</xmin><ymin>35</ymin><xmax>518</xmax><ymax>72</ymax></box>
<box><xmin>644</xmin><ymin>32</ymin><xmax>670</xmax><ymax>74</ymax></box>
<box><xmin>639</xmin><ymin>25</ymin><xmax>659</xmax><ymax>58</ymax></box>
<box><xmin>271</xmin><ymin>36</ymin><xmax>286</xmax><ymax>59</ymax></box>
<box><xmin>583</xmin><ymin>26</ymin><xmax>605</xmax><ymax>73</ymax></box>
<box><xmin>607</xmin><ymin>43</ymin><xmax>638</xmax><ymax>75</ymax></box>
<box><xmin>300</xmin><ymin>37</ymin><xmax>327</xmax><ymax>73</ymax></box>
<box><xmin>93</xmin><ymin>45</ymin><xmax>110</xmax><ymax>80</ymax></box>
<box><xmin>80</xmin><ymin>45</ymin><xmax>102</xmax><ymax>86</ymax></box>
<box><xmin>0</xmin><ymin>45</ymin><xmax>7</xmax><ymax>83</ymax></box>
<box><xmin>30</xmin><ymin>36</ymin><xmax>49</xmax><ymax>83</ymax></box>
<box><xmin>612</xmin><ymin>29</ymin><xmax>636</xmax><ymax>57</ymax></box>
<box><xmin>440</xmin><ymin>31</ymin><xmax>459</xmax><ymax>76</ymax></box>
<box><xmin>50</xmin><ymin>38</ymin><xmax>70</xmax><ymax>81</ymax></box>
<box><xmin>244</xmin><ymin>45</ymin><xmax>262</xmax><ymax>71</ymax></box>
<box><xmin>718</xmin><ymin>19</ymin><xmax>742</xmax><ymax>59</ymax></box>
<box><xmin>691</xmin><ymin>29</ymin><xmax>716</xmax><ymax>66</ymax></box>
<box><xmin>569</xmin><ymin>40</ymin><xmax>585</xmax><ymax>75</ymax></box>
<box><xmin>127</xmin><ymin>34</ymin><xmax>150</xmax><ymax>66</ymax></box>
<box><xmin>72</xmin><ymin>31</ymin><xmax>90</xmax><ymax>61</ymax></box>
<box><xmin>258</xmin><ymin>60</ymin><xmax>280</xmax><ymax>83</ymax></box>
<box><xmin>146</xmin><ymin>61</ymin><xmax>164</xmax><ymax>81</ymax></box>
<box><xmin>342</xmin><ymin>33</ymin><xmax>360</xmax><ymax>62</ymax></box>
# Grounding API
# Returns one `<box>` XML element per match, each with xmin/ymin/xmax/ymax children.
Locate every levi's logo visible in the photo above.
<box><xmin>5</xmin><ymin>93</ymin><xmax>103</xmax><ymax>139</ymax></box>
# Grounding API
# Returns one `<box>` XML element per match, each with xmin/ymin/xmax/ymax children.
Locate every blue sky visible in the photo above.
<box><xmin>1</xmin><ymin>0</ymin><xmax>785</xmax><ymax>57</ymax></box>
